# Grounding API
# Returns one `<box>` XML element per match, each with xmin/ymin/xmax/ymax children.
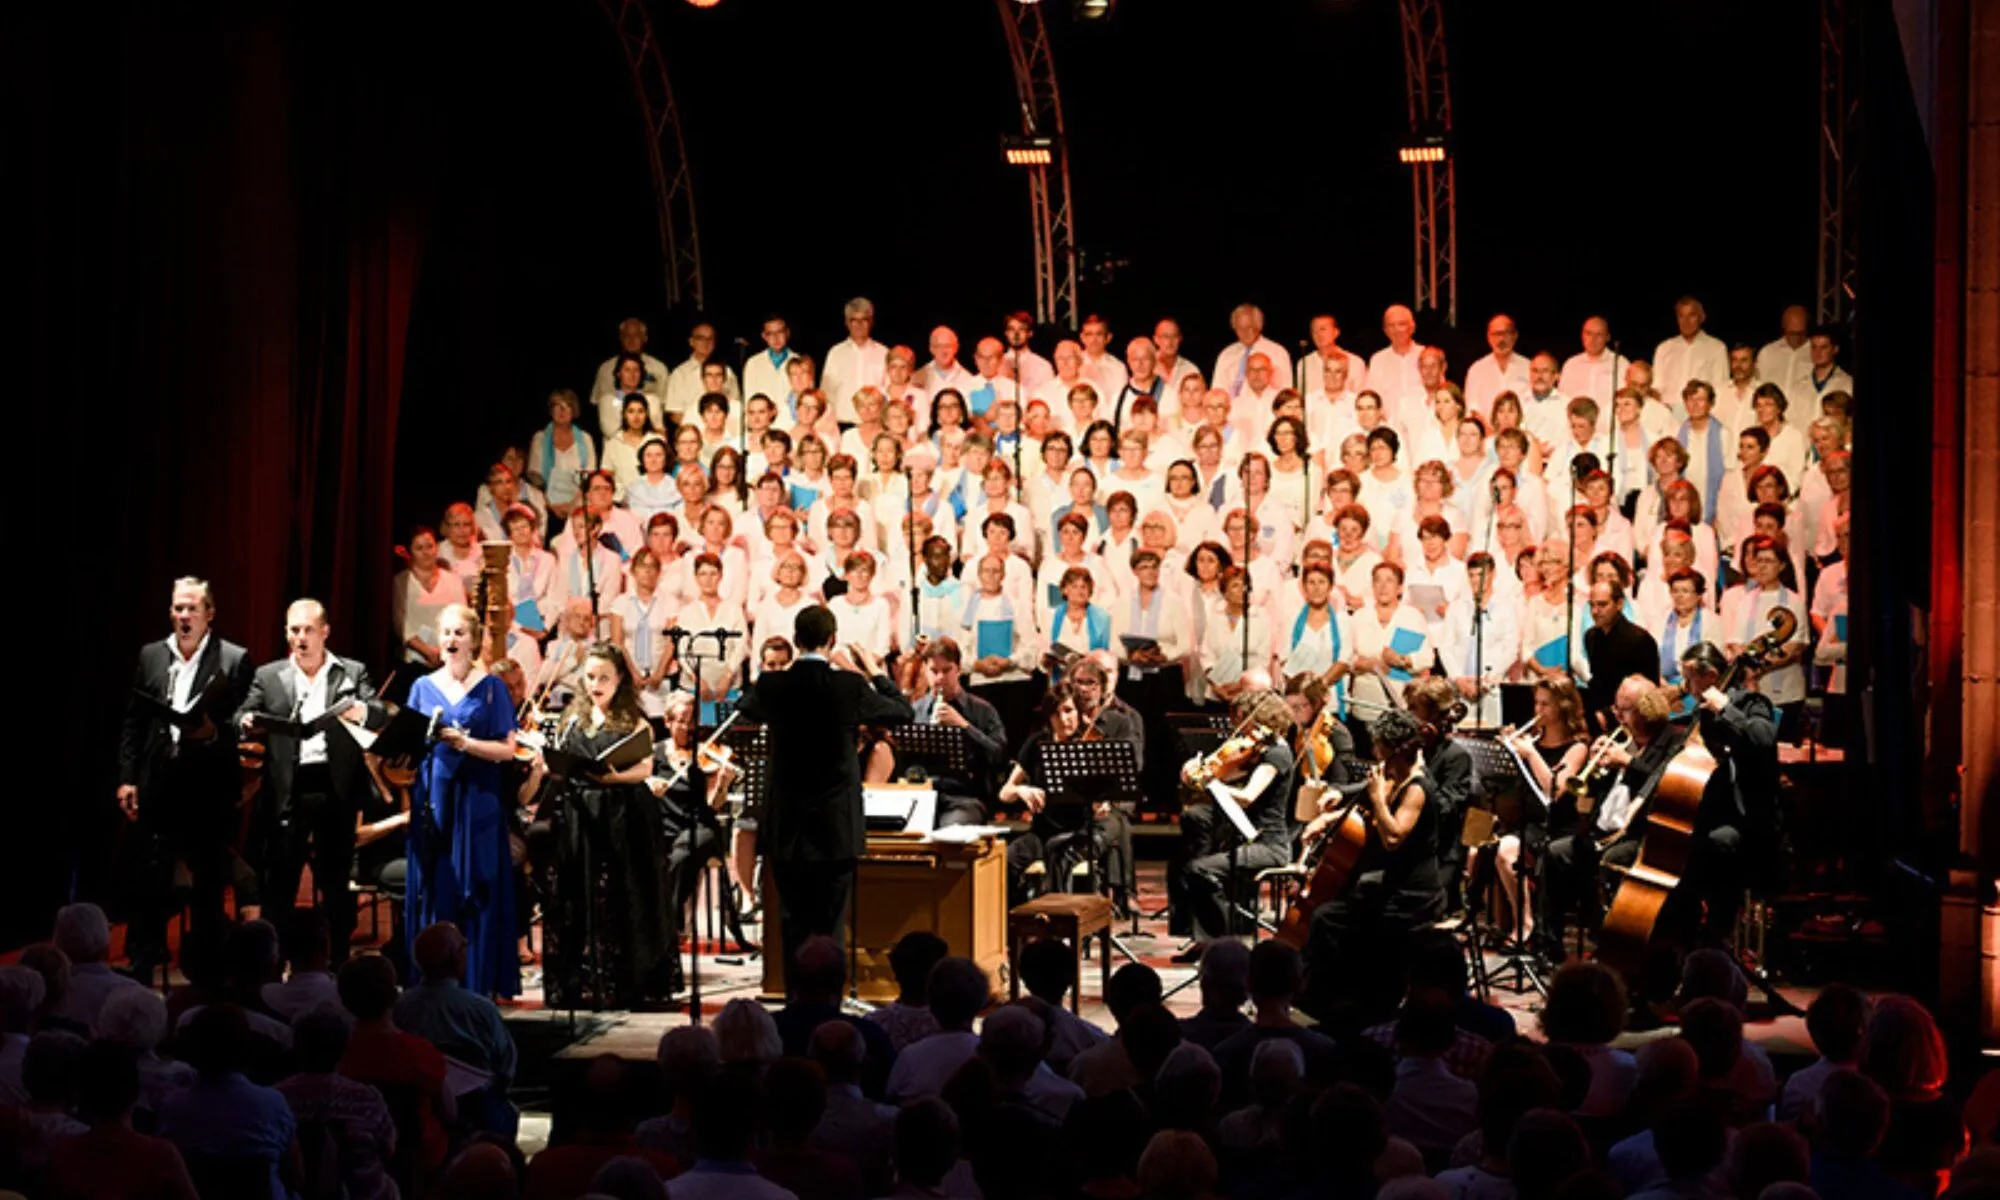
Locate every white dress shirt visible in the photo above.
<box><xmin>662</xmin><ymin>356</ymin><xmax>741</xmax><ymax>424</ymax></box>
<box><xmin>592</xmin><ymin>351</ymin><xmax>670</xmax><ymax>407</ymax></box>
<box><xmin>1365</xmin><ymin>343</ymin><xmax>1428</xmax><ymax>422</ymax></box>
<box><xmin>823</xmin><ymin>337</ymin><xmax>888</xmax><ymax>423</ymax></box>
<box><xmin>290</xmin><ymin>656</ymin><xmax>334</xmax><ymax>766</ymax></box>
<box><xmin>1213</xmin><ymin>338</ymin><xmax>1294</xmax><ymax>398</ymax></box>
<box><xmin>1463</xmin><ymin>352</ymin><xmax>1533</xmax><ymax>419</ymax></box>
<box><xmin>1081</xmin><ymin>351</ymin><xmax>1129</xmax><ymax>399</ymax></box>
<box><xmin>915</xmin><ymin>359</ymin><xmax>979</xmax><ymax>400</ymax></box>
<box><xmin>1445</xmin><ymin>593</ymin><xmax>1522</xmax><ymax>726</ymax></box>
<box><xmin>1558</xmin><ymin>350</ymin><xmax>1633</xmax><ymax>410</ymax></box>
<box><xmin>1299</xmin><ymin>346</ymin><xmax>1368</xmax><ymax>394</ymax></box>
<box><xmin>1756</xmin><ymin>337</ymin><xmax>1814</xmax><ymax>429</ymax></box>
<box><xmin>1349</xmin><ymin>602</ymin><xmax>1432</xmax><ymax>708</ymax></box>
<box><xmin>1652</xmin><ymin>331</ymin><xmax>1730</xmax><ymax>422</ymax></box>
<box><xmin>742</xmin><ymin>347</ymin><xmax>797</xmax><ymax>407</ymax></box>
<box><xmin>1812</xmin><ymin>560</ymin><xmax>1849</xmax><ymax>694</ymax></box>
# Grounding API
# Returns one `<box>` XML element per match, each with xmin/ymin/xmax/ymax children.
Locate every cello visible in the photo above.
<box><xmin>1594</xmin><ymin>607</ymin><xmax>1798</xmax><ymax>991</ymax></box>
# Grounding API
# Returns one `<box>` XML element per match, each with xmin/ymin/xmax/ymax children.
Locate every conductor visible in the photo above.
<box><xmin>736</xmin><ymin>605</ymin><xmax>913</xmax><ymax>978</ymax></box>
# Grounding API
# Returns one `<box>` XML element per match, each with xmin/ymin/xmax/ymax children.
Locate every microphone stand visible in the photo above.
<box><xmin>1471</xmin><ymin>479</ymin><xmax>1501</xmax><ymax>732</ymax></box>
<box><xmin>734</xmin><ymin>336</ymin><xmax>751</xmax><ymax>457</ymax></box>
<box><xmin>1011</xmin><ymin>348</ymin><xmax>1025</xmax><ymax>505</ymax></box>
<box><xmin>905</xmin><ymin>460</ymin><xmax>921</xmax><ymax>654</ymax></box>
<box><xmin>1565</xmin><ymin>461</ymin><xmax>1581</xmax><ymax>689</ymax></box>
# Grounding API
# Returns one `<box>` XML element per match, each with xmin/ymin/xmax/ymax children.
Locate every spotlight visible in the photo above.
<box><xmin>1398</xmin><ymin>128</ymin><xmax>1450</xmax><ymax>165</ymax></box>
<box><xmin>1002</xmin><ymin>134</ymin><xmax>1056</xmax><ymax>167</ymax></box>
<box><xmin>1075</xmin><ymin>0</ymin><xmax>1114</xmax><ymax>18</ymax></box>
<box><xmin>685</xmin><ymin>0</ymin><xmax>721</xmax><ymax>7</ymax></box>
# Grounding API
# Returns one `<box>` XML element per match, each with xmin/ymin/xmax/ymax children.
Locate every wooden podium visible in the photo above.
<box><xmin>762</xmin><ymin>833</ymin><xmax>1008</xmax><ymax>1000</ymax></box>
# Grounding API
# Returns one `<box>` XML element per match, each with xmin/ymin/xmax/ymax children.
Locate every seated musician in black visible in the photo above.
<box><xmin>998</xmin><ymin>683</ymin><xmax>1131</xmax><ymax>904</ymax></box>
<box><xmin>1536</xmin><ymin>676</ymin><xmax>1686</xmax><ymax>962</ymax></box>
<box><xmin>1295</xmin><ymin>708</ymin><xmax>1447</xmax><ymax>1020</ymax></box>
<box><xmin>643</xmin><ymin>691</ymin><xmax>740</xmax><ymax>991</ymax></box>
<box><xmin>1168</xmin><ymin>689</ymin><xmax>1298</xmax><ymax>962</ymax></box>
<box><xmin>1070</xmin><ymin>654</ymin><xmax>1142</xmax><ymax>898</ymax></box>
<box><xmin>1674</xmin><ymin>641</ymin><xmax>1781</xmax><ymax>942</ymax></box>
<box><xmin>908</xmin><ymin>637</ymin><xmax>1008</xmax><ymax>827</ymax></box>
<box><xmin>1405</xmin><ymin>676</ymin><xmax>1475</xmax><ymax>912</ymax></box>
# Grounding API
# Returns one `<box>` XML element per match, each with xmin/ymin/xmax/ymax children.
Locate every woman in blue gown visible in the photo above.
<box><xmin>405</xmin><ymin>602</ymin><xmax>521</xmax><ymax>998</ymax></box>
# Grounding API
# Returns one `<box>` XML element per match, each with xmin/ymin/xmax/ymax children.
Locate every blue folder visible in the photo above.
<box><xmin>976</xmin><ymin>618</ymin><xmax>1014</xmax><ymax>662</ymax></box>
<box><xmin>1833</xmin><ymin>614</ymin><xmax>1848</xmax><ymax>642</ymax></box>
<box><xmin>512</xmin><ymin>600</ymin><xmax>545</xmax><ymax>634</ymax></box>
<box><xmin>1533</xmin><ymin>636</ymin><xmax>1569</xmax><ymax>671</ymax></box>
<box><xmin>1387</xmin><ymin>626</ymin><xmax>1426</xmax><ymax>683</ymax></box>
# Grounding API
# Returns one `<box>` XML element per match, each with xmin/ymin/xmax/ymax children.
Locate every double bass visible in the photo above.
<box><xmin>1595</xmin><ymin>607</ymin><xmax>1798</xmax><ymax>989</ymax></box>
<box><xmin>1274</xmin><ymin>697</ymin><xmax>1382</xmax><ymax>949</ymax></box>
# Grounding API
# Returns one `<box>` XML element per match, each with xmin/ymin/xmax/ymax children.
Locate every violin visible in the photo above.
<box><xmin>1181</xmin><ymin>724</ymin><xmax>1276</xmax><ymax>790</ymax></box>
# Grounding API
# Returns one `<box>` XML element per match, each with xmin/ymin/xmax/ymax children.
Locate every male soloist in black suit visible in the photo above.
<box><xmin>234</xmin><ymin>599</ymin><xmax>388</xmax><ymax>955</ymax></box>
<box><xmin>118</xmin><ymin>578</ymin><xmax>253</xmax><ymax>973</ymax></box>
<box><xmin>736</xmin><ymin>605</ymin><xmax>913</xmax><ymax>978</ymax></box>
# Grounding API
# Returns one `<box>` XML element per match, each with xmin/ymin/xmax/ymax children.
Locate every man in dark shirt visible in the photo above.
<box><xmin>1676</xmin><ymin>642</ymin><xmax>1782</xmax><ymax>940</ymax></box>
<box><xmin>770</xmin><ymin>935</ymin><xmax>897</xmax><ymax>1098</ymax></box>
<box><xmin>908</xmin><ymin>638</ymin><xmax>1007</xmax><ymax>826</ymax></box>
<box><xmin>1583</xmin><ymin>580</ymin><xmax>1660</xmax><ymax>731</ymax></box>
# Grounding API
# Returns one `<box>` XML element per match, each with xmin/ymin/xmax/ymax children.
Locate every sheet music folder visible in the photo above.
<box><xmin>247</xmin><ymin>701</ymin><xmax>359</xmax><ymax>740</ymax></box>
<box><xmin>540</xmin><ymin>724</ymin><xmax>655</xmax><ymax>782</ymax></box>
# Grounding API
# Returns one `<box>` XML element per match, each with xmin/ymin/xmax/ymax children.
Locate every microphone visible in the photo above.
<box><xmin>1490</xmin><ymin>478</ymin><xmax>1506</xmax><ymax>504</ymax></box>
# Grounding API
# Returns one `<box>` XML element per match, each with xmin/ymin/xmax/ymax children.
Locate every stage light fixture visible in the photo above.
<box><xmin>1075</xmin><ymin>0</ymin><xmax>1114</xmax><ymax>18</ymax></box>
<box><xmin>1002</xmin><ymin>134</ymin><xmax>1056</xmax><ymax>166</ymax></box>
<box><xmin>685</xmin><ymin>0</ymin><xmax>722</xmax><ymax>8</ymax></box>
<box><xmin>1398</xmin><ymin>128</ymin><xmax>1449</xmax><ymax>165</ymax></box>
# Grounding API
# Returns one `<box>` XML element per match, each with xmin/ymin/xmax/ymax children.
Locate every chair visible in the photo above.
<box><xmin>1251</xmin><ymin>863</ymin><xmax>1308</xmax><ymax>942</ymax></box>
<box><xmin>294</xmin><ymin>1117</ymin><xmax>347</xmax><ymax>1200</ymax></box>
<box><xmin>1007</xmin><ymin>892</ymin><xmax>1114</xmax><ymax>1013</ymax></box>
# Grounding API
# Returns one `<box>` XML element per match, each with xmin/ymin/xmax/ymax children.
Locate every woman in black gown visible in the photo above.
<box><xmin>542</xmin><ymin>642</ymin><xmax>675</xmax><ymax>1008</ymax></box>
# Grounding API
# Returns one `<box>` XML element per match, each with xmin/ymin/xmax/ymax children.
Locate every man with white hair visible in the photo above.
<box><xmin>1652</xmin><ymin>296</ymin><xmax>1729</xmax><ymax>417</ymax></box>
<box><xmin>1300</xmin><ymin>313</ymin><xmax>1368</xmax><ymax>396</ymax></box>
<box><xmin>915</xmin><ymin>325</ymin><xmax>977</xmax><ymax>399</ymax></box>
<box><xmin>1367</xmin><ymin>305</ymin><xmax>1427</xmax><ymax>421</ymax></box>
<box><xmin>51</xmin><ymin>903</ymin><xmax>142</xmax><ymax>1033</ymax></box>
<box><xmin>1463</xmin><ymin>314</ymin><xmax>1532</xmax><ymax>419</ymax></box>
<box><xmin>1151</xmin><ymin>317</ymin><xmax>1203</xmax><ymax>395</ymax></box>
<box><xmin>591</xmin><ymin>317</ymin><xmax>670</xmax><ymax>406</ymax></box>
<box><xmin>0</xmin><ymin>965</ymin><xmax>46</xmax><ymax>1104</ymax></box>
<box><xmin>1107</xmin><ymin>335</ymin><xmax>1173</xmax><ymax>432</ymax></box>
<box><xmin>823</xmin><ymin>296</ymin><xmax>888</xmax><ymax>424</ymax></box>
<box><xmin>1213</xmin><ymin>303</ymin><xmax>1293</xmax><ymax>399</ymax></box>
<box><xmin>97</xmin><ymin>987</ymin><xmax>194</xmax><ymax>1114</ymax></box>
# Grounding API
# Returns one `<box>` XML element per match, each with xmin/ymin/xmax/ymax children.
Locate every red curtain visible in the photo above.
<box><xmin>14</xmin><ymin>9</ymin><xmax>439</xmax><ymax>943</ymax></box>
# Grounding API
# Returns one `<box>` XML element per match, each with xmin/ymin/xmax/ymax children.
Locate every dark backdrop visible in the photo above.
<box><xmin>24</xmin><ymin>0</ymin><xmax>1917</xmax><ymax>947</ymax></box>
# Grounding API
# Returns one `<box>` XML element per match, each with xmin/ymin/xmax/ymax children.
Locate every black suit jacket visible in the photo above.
<box><xmin>1692</xmin><ymin>687</ymin><xmax>1779</xmax><ymax>834</ymax></box>
<box><xmin>1583</xmin><ymin>616</ymin><xmax>1661</xmax><ymax>725</ymax></box>
<box><xmin>737</xmin><ymin>659</ymin><xmax>913</xmax><ymax>863</ymax></box>
<box><xmin>118</xmin><ymin>635</ymin><xmax>253</xmax><ymax>792</ymax></box>
<box><xmin>234</xmin><ymin>655</ymin><xmax>388</xmax><ymax>814</ymax></box>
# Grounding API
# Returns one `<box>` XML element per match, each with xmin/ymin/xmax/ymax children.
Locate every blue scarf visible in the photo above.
<box><xmin>1052</xmin><ymin>602</ymin><xmax>1112</xmax><ymax>652</ymax></box>
<box><xmin>1678</xmin><ymin>417</ymin><xmax>1725</xmax><ymax>518</ymax></box>
<box><xmin>1129</xmin><ymin>586</ymin><xmax>1164</xmax><ymax>638</ymax></box>
<box><xmin>538</xmin><ymin>423</ymin><xmax>595</xmax><ymax>489</ymax></box>
<box><xmin>1660</xmin><ymin>607</ymin><xmax>1702</xmax><ymax>684</ymax></box>
<box><xmin>1207</xmin><ymin>473</ymin><xmax>1230</xmax><ymax>510</ymax></box>
<box><xmin>1290</xmin><ymin>606</ymin><xmax>1347</xmax><ymax>716</ymax></box>
<box><xmin>917</xmin><ymin>576</ymin><xmax>964</xmax><ymax>639</ymax></box>
<box><xmin>767</xmin><ymin>347</ymin><xmax>791</xmax><ymax>371</ymax></box>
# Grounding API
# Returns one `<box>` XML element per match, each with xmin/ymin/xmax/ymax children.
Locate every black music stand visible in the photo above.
<box><xmin>1032</xmin><ymin>739</ymin><xmax>1146</xmax><ymax>964</ymax></box>
<box><xmin>885</xmin><ymin>723</ymin><xmax>975</xmax><ymax>787</ymax></box>
<box><xmin>1455</xmin><ymin>733</ymin><xmax>1548</xmax><ymax>997</ymax></box>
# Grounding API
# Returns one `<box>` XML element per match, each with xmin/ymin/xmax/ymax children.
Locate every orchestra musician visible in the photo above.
<box><xmin>644</xmin><ymin>691</ymin><xmax>741</xmax><ymax>994</ymax></box>
<box><xmin>233</xmin><ymin>599</ymin><xmax>386</xmax><ymax>959</ymax></box>
<box><xmin>1672</xmin><ymin>641</ymin><xmax>1782</xmax><ymax>941</ymax></box>
<box><xmin>908</xmin><ymin>637</ymin><xmax>1008</xmax><ymax>828</ymax></box>
<box><xmin>1295</xmin><ymin>708</ymin><xmax>1449</xmax><ymax>1020</ymax></box>
<box><xmin>1069</xmin><ymin>653</ymin><xmax>1143</xmax><ymax>896</ymax></box>
<box><xmin>1404</xmin><ymin>677</ymin><xmax>1476</xmax><ymax>911</ymax></box>
<box><xmin>118</xmin><ymin>577</ymin><xmax>253</xmax><ymax>978</ymax></box>
<box><xmin>998</xmin><ymin>684</ymin><xmax>1130</xmax><ymax>902</ymax></box>
<box><xmin>1167</xmin><ymin>689</ymin><xmax>1297</xmax><ymax>961</ymax></box>
<box><xmin>1536</xmin><ymin>676</ymin><xmax>1685</xmax><ymax>962</ymax></box>
<box><xmin>1486</xmin><ymin>678</ymin><xmax>1590</xmax><ymax>944</ymax></box>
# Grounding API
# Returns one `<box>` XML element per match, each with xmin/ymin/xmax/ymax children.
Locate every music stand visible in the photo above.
<box><xmin>1454</xmin><ymin>733</ymin><xmax>1549</xmax><ymax>996</ymax></box>
<box><xmin>885</xmin><ymin>723</ymin><xmax>974</xmax><ymax>783</ymax></box>
<box><xmin>1032</xmin><ymin>739</ymin><xmax>1147</xmax><ymax>967</ymax></box>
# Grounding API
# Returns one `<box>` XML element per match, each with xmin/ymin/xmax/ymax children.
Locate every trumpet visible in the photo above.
<box><xmin>1565</xmin><ymin>725</ymin><xmax>1633</xmax><ymax>807</ymax></box>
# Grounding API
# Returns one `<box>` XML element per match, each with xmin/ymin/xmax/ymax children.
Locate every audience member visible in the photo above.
<box><xmin>1212</xmin><ymin>942</ymin><xmax>1337</xmax><ymax>1108</ymax></box>
<box><xmin>715</xmin><ymin>997</ymin><xmax>785</xmax><ymax>1072</ymax></box>
<box><xmin>770</xmin><ymin>935</ymin><xmax>897</xmax><ymax>1094</ymax></box>
<box><xmin>753</xmin><ymin>1057</ymin><xmax>863</xmax><ymax>1200</ymax></box>
<box><xmin>523</xmin><ymin>1054</ymin><xmax>678</xmax><ymax>1200</ymax></box>
<box><xmin>886</xmin><ymin>957</ymin><xmax>990</xmax><ymax>1103</ymax></box>
<box><xmin>1069</xmin><ymin>962</ymin><xmax>1166</xmax><ymax>1097</ymax></box>
<box><xmin>1605</xmin><ymin>1037</ymin><xmax>1703</xmax><ymax>1194</ymax></box>
<box><xmin>394</xmin><ymin>922</ymin><xmax>519</xmax><ymax>1138</ymax></box>
<box><xmin>1178</xmin><ymin>939</ymin><xmax>1251</xmax><ymax>1051</ymax></box>
<box><xmin>17</xmin><ymin>944</ymin><xmax>82</xmax><ymax>1038</ymax></box>
<box><xmin>1385</xmin><ymin>987</ymin><xmax>1481</xmax><ymax>1166</ymax></box>
<box><xmin>154</xmin><ymin>1004</ymin><xmax>303</xmax><ymax>1200</ymax></box>
<box><xmin>672</xmin><ymin>1069</ymin><xmax>797</xmax><ymax>1199</ymax></box>
<box><xmin>1136</xmin><ymin>1128</ymin><xmax>1218</xmax><ymax>1200</ymax></box>
<box><xmin>637</xmin><ymin>1024</ymin><xmax>720</xmax><ymax>1165</ymax></box>
<box><xmin>591</xmin><ymin>1154</ymin><xmax>671</xmax><ymax>1200</ymax></box>
<box><xmin>50</xmin><ymin>904</ymin><xmax>143</xmax><ymax>1035</ymax></box>
<box><xmin>435</xmin><ymin>1142</ymin><xmax>519</xmax><ymax>1200</ymax></box>
<box><xmin>1808</xmin><ymin>1068</ymin><xmax>1915</xmax><ymax>1200</ymax></box>
<box><xmin>14</xmin><ymin>1031</ymin><xmax>86</xmax><ymax>1174</ymax></box>
<box><xmin>1017</xmin><ymin>937</ymin><xmax>1110</xmax><ymax>1070</ymax></box>
<box><xmin>261</xmin><ymin>907</ymin><xmax>341</xmax><ymax>1022</ymax></box>
<box><xmin>1539</xmin><ymin>962</ymin><xmax>1636</xmax><ymax>1118</ymax></box>
<box><xmin>805</xmin><ymin>1021</ymin><xmax>898</xmax><ymax>1195</ymax></box>
<box><xmin>41</xmin><ymin>1040</ymin><xmax>199</xmax><ymax>1200</ymax></box>
<box><xmin>1151</xmin><ymin>1042</ymin><xmax>1223</xmax><ymax>1135</ymax></box>
<box><xmin>338</xmin><ymin>953</ymin><xmax>454</xmax><ymax>1174</ymax></box>
<box><xmin>886</xmin><ymin>1099</ymin><xmax>968</xmax><ymax>1200</ymax></box>
<box><xmin>864</xmin><ymin>932</ymin><xmax>948</xmax><ymax>1053</ymax></box>
<box><xmin>0</xmin><ymin>967</ymin><xmax>46</xmax><ymax>1106</ymax></box>
<box><xmin>274</xmin><ymin>1006</ymin><xmax>399</xmax><ymax>1200</ymax></box>
<box><xmin>1216</xmin><ymin>1038</ymin><xmax>1303</xmax><ymax>1159</ymax></box>
<box><xmin>1726</xmin><ymin>1121</ymin><xmax>1810</xmax><ymax>1199</ymax></box>
<box><xmin>1508</xmin><ymin>1108</ymin><xmax>1595</xmax><ymax>1200</ymax></box>
<box><xmin>1779</xmin><ymin>983</ymin><xmax>1869</xmax><ymax>1122</ymax></box>
<box><xmin>1677</xmin><ymin>949</ymin><xmax>1777</xmax><ymax>1119</ymax></box>
<box><xmin>1631</xmin><ymin>1094</ymin><xmax>1729</xmax><ymax>1200</ymax></box>
<box><xmin>1435</xmin><ymin>1041</ymin><xmax>1563</xmax><ymax>1198</ymax></box>
<box><xmin>95</xmin><ymin>987</ymin><xmax>193</xmax><ymax>1117</ymax></box>
<box><xmin>981</xmin><ymin>1002</ymin><xmax>1081</xmax><ymax>1126</ymax></box>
